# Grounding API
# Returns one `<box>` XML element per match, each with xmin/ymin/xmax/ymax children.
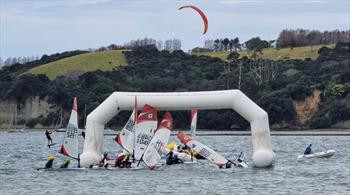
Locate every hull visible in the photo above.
<box><xmin>298</xmin><ymin>150</ymin><xmax>335</xmax><ymax>159</ymax></box>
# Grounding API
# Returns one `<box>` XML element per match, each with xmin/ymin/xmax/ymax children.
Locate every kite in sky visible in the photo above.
<box><xmin>179</xmin><ymin>5</ymin><xmax>208</xmax><ymax>35</ymax></box>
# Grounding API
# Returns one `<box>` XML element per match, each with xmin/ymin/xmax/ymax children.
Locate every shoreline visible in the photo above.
<box><xmin>2</xmin><ymin>129</ymin><xmax>350</xmax><ymax>136</ymax></box>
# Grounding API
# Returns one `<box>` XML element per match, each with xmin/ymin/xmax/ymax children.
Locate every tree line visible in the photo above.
<box><xmin>1</xmin><ymin>43</ymin><xmax>349</xmax><ymax>129</ymax></box>
<box><xmin>0</xmin><ymin>55</ymin><xmax>40</xmax><ymax>69</ymax></box>
<box><xmin>277</xmin><ymin>29</ymin><xmax>350</xmax><ymax>48</ymax></box>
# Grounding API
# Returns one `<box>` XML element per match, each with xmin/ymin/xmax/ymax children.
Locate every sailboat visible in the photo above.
<box><xmin>60</xmin><ymin>97</ymin><xmax>80</xmax><ymax>161</ymax></box>
<box><xmin>133</xmin><ymin>104</ymin><xmax>158</xmax><ymax>161</ymax></box>
<box><xmin>177</xmin><ymin>131</ymin><xmax>228</xmax><ymax>168</ymax></box>
<box><xmin>190</xmin><ymin>109</ymin><xmax>198</xmax><ymax>138</ymax></box>
<box><xmin>116</xmin><ymin>96</ymin><xmax>138</xmax><ymax>153</ymax></box>
<box><xmin>37</xmin><ymin>97</ymin><xmax>83</xmax><ymax>171</ymax></box>
<box><xmin>142</xmin><ymin>112</ymin><xmax>173</xmax><ymax>169</ymax></box>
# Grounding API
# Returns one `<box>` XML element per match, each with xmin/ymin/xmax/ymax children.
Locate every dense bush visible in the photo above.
<box><xmin>1</xmin><ymin>43</ymin><xmax>350</xmax><ymax>129</ymax></box>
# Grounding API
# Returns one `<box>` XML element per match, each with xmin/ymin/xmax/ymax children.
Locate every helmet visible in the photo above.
<box><xmin>103</xmin><ymin>152</ymin><xmax>108</xmax><ymax>156</ymax></box>
<box><xmin>49</xmin><ymin>155</ymin><xmax>55</xmax><ymax>160</ymax></box>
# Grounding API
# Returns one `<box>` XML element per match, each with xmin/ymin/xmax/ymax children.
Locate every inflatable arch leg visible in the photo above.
<box><xmin>80</xmin><ymin>90</ymin><xmax>275</xmax><ymax>168</ymax></box>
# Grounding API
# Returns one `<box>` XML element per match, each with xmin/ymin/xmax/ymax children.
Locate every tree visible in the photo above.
<box><xmin>245</xmin><ymin>37</ymin><xmax>269</xmax><ymax>59</ymax></box>
<box><xmin>222</xmin><ymin>38</ymin><xmax>230</xmax><ymax>51</ymax></box>
<box><xmin>227</xmin><ymin>51</ymin><xmax>242</xmax><ymax>89</ymax></box>
<box><xmin>306</xmin><ymin>32</ymin><xmax>318</xmax><ymax>51</ymax></box>
<box><xmin>232</xmin><ymin>37</ymin><xmax>240</xmax><ymax>51</ymax></box>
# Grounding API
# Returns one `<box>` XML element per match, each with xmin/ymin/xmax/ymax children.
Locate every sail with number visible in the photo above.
<box><xmin>143</xmin><ymin>112</ymin><xmax>173</xmax><ymax>169</ymax></box>
<box><xmin>116</xmin><ymin>97</ymin><xmax>138</xmax><ymax>153</ymax></box>
<box><xmin>60</xmin><ymin>97</ymin><xmax>79</xmax><ymax>159</ymax></box>
<box><xmin>177</xmin><ymin>131</ymin><xmax>228</xmax><ymax>168</ymax></box>
<box><xmin>134</xmin><ymin>104</ymin><xmax>158</xmax><ymax>160</ymax></box>
<box><xmin>190</xmin><ymin>109</ymin><xmax>198</xmax><ymax>138</ymax></box>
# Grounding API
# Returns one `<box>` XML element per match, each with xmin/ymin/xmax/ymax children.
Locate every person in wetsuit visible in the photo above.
<box><xmin>60</xmin><ymin>158</ymin><xmax>70</xmax><ymax>168</ymax></box>
<box><xmin>45</xmin><ymin>130</ymin><xmax>53</xmax><ymax>146</ymax></box>
<box><xmin>304</xmin><ymin>144</ymin><xmax>312</xmax><ymax>155</ymax></box>
<box><xmin>166</xmin><ymin>151</ymin><xmax>175</xmax><ymax>165</ymax></box>
<box><xmin>45</xmin><ymin>155</ymin><xmax>55</xmax><ymax>169</ymax></box>
<box><xmin>99</xmin><ymin>152</ymin><xmax>112</xmax><ymax>168</ymax></box>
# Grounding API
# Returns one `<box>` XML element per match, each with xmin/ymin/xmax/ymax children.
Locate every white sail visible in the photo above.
<box><xmin>143</xmin><ymin>112</ymin><xmax>173</xmax><ymax>169</ymax></box>
<box><xmin>134</xmin><ymin>104</ymin><xmax>158</xmax><ymax>160</ymax></box>
<box><xmin>116</xmin><ymin>109</ymin><xmax>136</xmax><ymax>153</ymax></box>
<box><xmin>177</xmin><ymin>131</ymin><xmax>228</xmax><ymax>168</ymax></box>
<box><xmin>60</xmin><ymin>97</ymin><xmax>79</xmax><ymax>159</ymax></box>
<box><xmin>190</xmin><ymin>109</ymin><xmax>198</xmax><ymax>138</ymax></box>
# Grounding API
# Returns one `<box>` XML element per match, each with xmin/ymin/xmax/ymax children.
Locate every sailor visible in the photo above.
<box><xmin>173</xmin><ymin>154</ymin><xmax>183</xmax><ymax>164</ymax></box>
<box><xmin>45</xmin><ymin>155</ymin><xmax>55</xmax><ymax>169</ymax></box>
<box><xmin>115</xmin><ymin>153</ymin><xmax>126</xmax><ymax>168</ymax></box>
<box><xmin>225</xmin><ymin>160</ymin><xmax>233</xmax><ymax>169</ymax></box>
<box><xmin>304</xmin><ymin>144</ymin><xmax>312</xmax><ymax>155</ymax></box>
<box><xmin>122</xmin><ymin>152</ymin><xmax>132</xmax><ymax>168</ymax></box>
<box><xmin>60</xmin><ymin>158</ymin><xmax>70</xmax><ymax>168</ymax></box>
<box><xmin>45</xmin><ymin>130</ymin><xmax>53</xmax><ymax>146</ymax></box>
<box><xmin>166</xmin><ymin>151</ymin><xmax>175</xmax><ymax>165</ymax></box>
<box><xmin>99</xmin><ymin>152</ymin><xmax>111</xmax><ymax>168</ymax></box>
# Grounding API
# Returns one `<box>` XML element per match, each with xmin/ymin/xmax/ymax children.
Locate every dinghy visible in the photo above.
<box><xmin>142</xmin><ymin>112</ymin><xmax>173</xmax><ymax>169</ymax></box>
<box><xmin>298</xmin><ymin>149</ymin><xmax>335</xmax><ymax>159</ymax></box>
<box><xmin>177</xmin><ymin>131</ymin><xmax>228</xmax><ymax>168</ymax></box>
<box><xmin>133</xmin><ymin>104</ymin><xmax>158</xmax><ymax>161</ymax></box>
<box><xmin>60</xmin><ymin>97</ymin><xmax>80</xmax><ymax>160</ymax></box>
<box><xmin>116</xmin><ymin>96</ymin><xmax>138</xmax><ymax>153</ymax></box>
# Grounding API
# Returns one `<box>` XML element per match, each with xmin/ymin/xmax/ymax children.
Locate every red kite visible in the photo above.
<box><xmin>179</xmin><ymin>5</ymin><xmax>208</xmax><ymax>35</ymax></box>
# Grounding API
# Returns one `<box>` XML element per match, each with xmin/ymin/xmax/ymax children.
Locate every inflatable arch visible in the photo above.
<box><xmin>80</xmin><ymin>90</ymin><xmax>275</xmax><ymax>168</ymax></box>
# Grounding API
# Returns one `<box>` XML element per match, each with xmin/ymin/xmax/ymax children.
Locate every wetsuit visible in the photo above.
<box><xmin>166</xmin><ymin>152</ymin><xmax>174</xmax><ymax>165</ymax></box>
<box><xmin>99</xmin><ymin>156</ymin><xmax>111</xmax><ymax>167</ymax></box>
<box><xmin>60</xmin><ymin>162</ymin><xmax>69</xmax><ymax>168</ymax></box>
<box><xmin>45</xmin><ymin>159</ymin><xmax>54</xmax><ymax>169</ymax></box>
<box><xmin>122</xmin><ymin>157</ymin><xmax>131</xmax><ymax>168</ymax></box>
<box><xmin>115</xmin><ymin>154</ymin><xmax>125</xmax><ymax>168</ymax></box>
<box><xmin>304</xmin><ymin>146</ymin><xmax>312</xmax><ymax>155</ymax></box>
<box><xmin>45</xmin><ymin>130</ymin><xmax>52</xmax><ymax>145</ymax></box>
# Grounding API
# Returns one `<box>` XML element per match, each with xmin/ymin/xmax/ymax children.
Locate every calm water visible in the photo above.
<box><xmin>0</xmin><ymin>132</ymin><xmax>349</xmax><ymax>195</ymax></box>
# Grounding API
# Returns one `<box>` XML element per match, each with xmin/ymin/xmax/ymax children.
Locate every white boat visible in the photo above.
<box><xmin>142</xmin><ymin>112</ymin><xmax>173</xmax><ymax>169</ymax></box>
<box><xmin>177</xmin><ymin>131</ymin><xmax>228</xmax><ymax>168</ymax></box>
<box><xmin>133</xmin><ymin>104</ymin><xmax>158</xmax><ymax>161</ymax></box>
<box><xmin>298</xmin><ymin>149</ymin><xmax>336</xmax><ymax>159</ymax></box>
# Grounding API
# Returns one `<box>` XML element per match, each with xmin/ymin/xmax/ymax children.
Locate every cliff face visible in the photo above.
<box><xmin>0</xmin><ymin>97</ymin><xmax>56</xmax><ymax>129</ymax></box>
<box><xmin>293</xmin><ymin>90</ymin><xmax>321</xmax><ymax>125</ymax></box>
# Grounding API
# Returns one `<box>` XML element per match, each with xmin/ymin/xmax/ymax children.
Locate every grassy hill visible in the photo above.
<box><xmin>194</xmin><ymin>44</ymin><xmax>335</xmax><ymax>61</ymax></box>
<box><xmin>27</xmin><ymin>44</ymin><xmax>335</xmax><ymax>80</ymax></box>
<box><xmin>28</xmin><ymin>50</ymin><xmax>127</xmax><ymax>80</ymax></box>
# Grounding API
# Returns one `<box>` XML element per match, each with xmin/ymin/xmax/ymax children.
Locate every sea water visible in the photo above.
<box><xmin>0</xmin><ymin>132</ymin><xmax>349</xmax><ymax>195</ymax></box>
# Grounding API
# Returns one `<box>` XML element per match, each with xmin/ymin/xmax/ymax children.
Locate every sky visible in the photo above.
<box><xmin>0</xmin><ymin>0</ymin><xmax>349</xmax><ymax>59</ymax></box>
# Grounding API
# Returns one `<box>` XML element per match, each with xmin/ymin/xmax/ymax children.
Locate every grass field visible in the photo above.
<box><xmin>28</xmin><ymin>50</ymin><xmax>127</xmax><ymax>80</ymax></box>
<box><xmin>194</xmin><ymin>44</ymin><xmax>335</xmax><ymax>61</ymax></box>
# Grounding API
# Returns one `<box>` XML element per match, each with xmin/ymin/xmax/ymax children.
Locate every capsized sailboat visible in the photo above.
<box><xmin>142</xmin><ymin>112</ymin><xmax>173</xmax><ymax>169</ymax></box>
<box><xmin>116</xmin><ymin>98</ymin><xmax>137</xmax><ymax>153</ymax></box>
<box><xmin>134</xmin><ymin>104</ymin><xmax>158</xmax><ymax>161</ymax></box>
<box><xmin>177</xmin><ymin>131</ymin><xmax>228</xmax><ymax>168</ymax></box>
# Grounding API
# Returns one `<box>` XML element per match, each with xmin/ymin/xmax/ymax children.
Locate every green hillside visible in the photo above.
<box><xmin>195</xmin><ymin>44</ymin><xmax>335</xmax><ymax>61</ymax></box>
<box><xmin>28</xmin><ymin>50</ymin><xmax>127</xmax><ymax>80</ymax></box>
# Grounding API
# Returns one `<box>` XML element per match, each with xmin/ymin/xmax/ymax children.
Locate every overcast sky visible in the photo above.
<box><xmin>1</xmin><ymin>0</ymin><xmax>349</xmax><ymax>59</ymax></box>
